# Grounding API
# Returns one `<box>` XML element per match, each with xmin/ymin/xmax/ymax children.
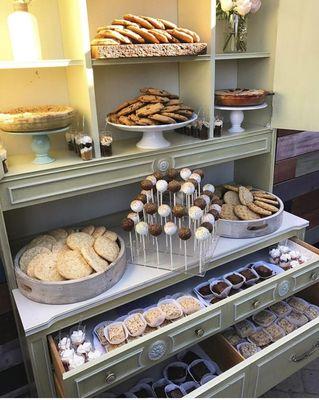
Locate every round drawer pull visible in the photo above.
<box><xmin>311</xmin><ymin>272</ymin><xmax>319</xmax><ymax>281</ymax></box>
<box><xmin>195</xmin><ymin>328</ymin><xmax>205</xmax><ymax>337</ymax></box>
<box><xmin>105</xmin><ymin>372</ymin><xmax>116</xmax><ymax>384</ymax></box>
<box><xmin>252</xmin><ymin>300</ymin><xmax>261</xmax><ymax>309</ymax></box>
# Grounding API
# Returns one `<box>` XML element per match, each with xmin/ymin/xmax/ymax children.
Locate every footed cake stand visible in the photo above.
<box><xmin>5</xmin><ymin>126</ymin><xmax>70</xmax><ymax>164</ymax></box>
<box><xmin>107</xmin><ymin>114</ymin><xmax>198</xmax><ymax>150</ymax></box>
<box><xmin>214</xmin><ymin>103</ymin><xmax>268</xmax><ymax>133</ymax></box>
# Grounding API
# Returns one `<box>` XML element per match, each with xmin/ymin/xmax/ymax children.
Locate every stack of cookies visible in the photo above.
<box><xmin>220</xmin><ymin>185</ymin><xmax>280</xmax><ymax>221</ymax></box>
<box><xmin>91</xmin><ymin>14</ymin><xmax>207</xmax><ymax>59</ymax></box>
<box><xmin>107</xmin><ymin>87</ymin><xmax>194</xmax><ymax>126</ymax></box>
<box><xmin>19</xmin><ymin>225</ymin><xmax>120</xmax><ymax>282</ymax></box>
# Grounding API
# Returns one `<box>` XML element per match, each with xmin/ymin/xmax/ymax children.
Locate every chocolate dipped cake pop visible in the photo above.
<box><xmin>203</xmin><ymin>190</ymin><xmax>214</xmax><ymax>200</ymax></box>
<box><xmin>172</xmin><ymin>205</ymin><xmax>186</xmax><ymax>218</ymax></box>
<box><xmin>164</xmin><ymin>221</ymin><xmax>177</xmax><ymax>270</ymax></box>
<box><xmin>201</xmin><ymin>222</ymin><xmax>213</xmax><ymax>233</ymax></box>
<box><xmin>178</xmin><ymin>227</ymin><xmax>192</xmax><ymax>240</ymax></box>
<box><xmin>135</xmin><ymin>193</ymin><xmax>147</xmax><ymax>204</ymax></box>
<box><xmin>146</xmin><ymin>175</ymin><xmax>157</xmax><ymax>185</ymax></box>
<box><xmin>208</xmin><ymin>209</ymin><xmax>220</xmax><ymax>220</ymax></box>
<box><xmin>122</xmin><ymin>218</ymin><xmax>135</xmax><ymax>261</ymax></box>
<box><xmin>167</xmin><ymin>168</ymin><xmax>179</xmax><ymax>180</ymax></box>
<box><xmin>193</xmin><ymin>169</ymin><xmax>204</xmax><ymax>178</ymax></box>
<box><xmin>168</xmin><ymin>180</ymin><xmax>181</xmax><ymax>193</ymax></box>
<box><xmin>141</xmin><ymin>179</ymin><xmax>154</xmax><ymax>191</ymax></box>
<box><xmin>194</xmin><ymin>197</ymin><xmax>206</xmax><ymax>210</ymax></box>
<box><xmin>153</xmin><ymin>171</ymin><xmax>164</xmax><ymax>180</ymax></box>
<box><xmin>144</xmin><ymin>202</ymin><xmax>158</xmax><ymax>215</ymax></box>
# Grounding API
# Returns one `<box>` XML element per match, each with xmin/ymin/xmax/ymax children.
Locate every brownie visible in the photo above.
<box><xmin>167</xmin><ymin>366</ymin><xmax>187</xmax><ymax>381</ymax></box>
<box><xmin>180</xmin><ymin>351</ymin><xmax>199</xmax><ymax>365</ymax></box>
<box><xmin>255</xmin><ymin>265</ymin><xmax>272</xmax><ymax>278</ymax></box>
<box><xmin>210</xmin><ymin>297</ymin><xmax>222</xmax><ymax>304</ymax></box>
<box><xmin>167</xmin><ymin>388</ymin><xmax>184</xmax><ymax>398</ymax></box>
<box><xmin>226</xmin><ymin>274</ymin><xmax>243</xmax><ymax>285</ymax></box>
<box><xmin>190</xmin><ymin>362</ymin><xmax>210</xmax><ymax>382</ymax></box>
<box><xmin>198</xmin><ymin>284</ymin><xmax>212</xmax><ymax>296</ymax></box>
<box><xmin>211</xmin><ymin>281</ymin><xmax>229</xmax><ymax>294</ymax></box>
<box><xmin>241</xmin><ymin>269</ymin><xmax>256</xmax><ymax>281</ymax></box>
<box><xmin>154</xmin><ymin>385</ymin><xmax>166</xmax><ymax>398</ymax></box>
<box><xmin>134</xmin><ymin>388</ymin><xmax>151</xmax><ymax>398</ymax></box>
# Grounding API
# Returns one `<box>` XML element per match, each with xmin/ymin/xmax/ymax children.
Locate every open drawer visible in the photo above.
<box><xmin>48</xmin><ymin>238</ymin><xmax>319</xmax><ymax>398</ymax></box>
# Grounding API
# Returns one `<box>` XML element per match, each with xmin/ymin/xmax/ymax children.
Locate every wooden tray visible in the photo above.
<box><xmin>91</xmin><ymin>43</ymin><xmax>207</xmax><ymax>60</ymax></box>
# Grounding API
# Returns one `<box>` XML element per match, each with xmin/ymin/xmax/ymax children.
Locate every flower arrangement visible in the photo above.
<box><xmin>217</xmin><ymin>0</ymin><xmax>261</xmax><ymax>52</ymax></box>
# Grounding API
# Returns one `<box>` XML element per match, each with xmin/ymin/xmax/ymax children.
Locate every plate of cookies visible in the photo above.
<box><xmin>217</xmin><ymin>184</ymin><xmax>284</xmax><ymax>239</ymax></box>
<box><xmin>107</xmin><ymin>87</ymin><xmax>197</xmax><ymax>149</ymax></box>
<box><xmin>14</xmin><ymin>225</ymin><xmax>127</xmax><ymax>304</ymax></box>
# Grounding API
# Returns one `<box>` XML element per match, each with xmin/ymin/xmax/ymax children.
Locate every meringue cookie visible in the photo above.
<box><xmin>189</xmin><ymin>206</ymin><xmax>203</xmax><ymax>220</ymax></box>
<box><xmin>269</xmin><ymin>248</ymin><xmax>281</xmax><ymax>259</ymax></box>
<box><xmin>164</xmin><ymin>222</ymin><xmax>177</xmax><ymax>236</ymax></box>
<box><xmin>180</xmin><ymin>168</ymin><xmax>192</xmax><ymax>181</ymax></box>
<box><xmin>136</xmin><ymin>222</ymin><xmax>148</xmax><ymax>236</ymax></box>
<box><xmin>278</xmin><ymin>245</ymin><xmax>290</xmax><ymax>254</ymax></box>
<box><xmin>158</xmin><ymin>204</ymin><xmax>171</xmax><ymax>218</ymax></box>
<box><xmin>77</xmin><ymin>341</ymin><xmax>92</xmax><ymax>355</ymax></box>
<box><xmin>203</xmin><ymin>184</ymin><xmax>215</xmax><ymax>193</ymax></box>
<box><xmin>195</xmin><ymin>227</ymin><xmax>210</xmax><ymax>241</ymax></box>
<box><xmin>290</xmin><ymin>260</ymin><xmax>300</xmax><ymax>268</ymax></box>
<box><xmin>60</xmin><ymin>348</ymin><xmax>75</xmax><ymax>365</ymax></box>
<box><xmin>68</xmin><ymin>354</ymin><xmax>85</xmax><ymax>370</ymax></box>
<box><xmin>70</xmin><ymin>330</ymin><xmax>85</xmax><ymax>346</ymax></box>
<box><xmin>289</xmin><ymin>250</ymin><xmax>301</xmax><ymax>260</ymax></box>
<box><xmin>58</xmin><ymin>337</ymin><xmax>71</xmax><ymax>351</ymax></box>
<box><xmin>87</xmin><ymin>349</ymin><xmax>102</xmax><ymax>361</ymax></box>
<box><xmin>130</xmin><ymin>200</ymin><xmax>144</xmax><ymax>213</ymax></box>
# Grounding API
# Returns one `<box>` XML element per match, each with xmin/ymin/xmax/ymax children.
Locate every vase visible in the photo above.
<box><xmin>8</xmin><ymin>1</ymin><xmax>42</xmax><ymax>61</ymax></box>
<box><xmin>223</xmin><ymin>14</ymin><xmax>248</xmax><ymax>53</ymax></box>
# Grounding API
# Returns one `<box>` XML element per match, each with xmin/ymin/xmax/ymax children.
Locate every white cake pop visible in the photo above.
<box><xmin>181</xmin><ymin>182</ymin><xmax>195</xmax><ymax>195</ymax></box>
<box><xmin>127</xmin><ymin>212</ymin><xmax>139</xmax><ymax>225</ymax></box>
<box><xmin>189</xmin><ymin>173</ymin><xmax>201</xmax><ymax>184</ymax></box>
<box><xmin>180</xmin><ymin>168</ymin><xmax>192</xmax><ymax>181</ymax></box>
<box><xmin>195</xmin><ymin>226</ymin><xmax>210</xmax><ymax>241</ymax></box>
<box><xmin>189</xmin><ymin>206</ymin><xmax>203</xmax><ymax>220</ymax></box>
<box><xmin>158</xmin><ymin>204</ymin><xmax>171</xmax><ymax>218</ymax></box>
<box><xmin>203</xmin><ymin>214</ymin><xmax>215</xmax><ymax>224</ymax></box>
<box><xmin>210</xmin><ymin>204</ymin><xmax>222</xmax><ymax>213</ymax></box>
<box><xmin>136</xmin><ymin>221</ymin><xmax>149</xmax><ymax>236</ymax></box>
<box><xmin>131</xmin><ymin>200</ymin><xmax>144</xmax><ymax>213</ymax></box>
<box><xmin>164</xmin><ymin>222</ymin><xmax>177</xmax><ymax>235</ymax></box>
<box><xmin>146</xmin><ymin>175</ymin><xmax>157</xmax><ymax>185</ymax></box>
<box><xmin>156</xmin><ymin>180</ymin><xmax>168</xmax><ymax>192</ymax></box>
<box><xmin>203</xmin><ymin>184</ymin><xmax>215</xmax><ymax>193</ymax></box>
<box><xmin>200</xmin><ymin>194</ymin><xmax>211</xmax><ymax>206</ymax></box>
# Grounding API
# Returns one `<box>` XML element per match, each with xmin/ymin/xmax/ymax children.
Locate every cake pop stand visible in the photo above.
<box><xmin>107</xmin><ymin>114</ymin><xmax>198</xmax><ymax>150</ymax></box>
<box><xmin>214</xmin><ymin>103</ymin><xmax>267</xmax><ymax>133</ymax></box>
<box><xmin>5</xmin><ymin>126</ymin><xmax>70</xmax><ymax>164</ymax></box>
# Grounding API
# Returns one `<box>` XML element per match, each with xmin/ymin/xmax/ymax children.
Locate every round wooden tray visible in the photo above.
<box><xmin>14</xmin><ymin>236</ymin><xmax>127</xmax><ymax>305</ymax></box>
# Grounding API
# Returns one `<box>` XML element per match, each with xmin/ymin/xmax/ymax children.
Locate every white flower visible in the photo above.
<box><xmin>250</xmin><ymin>0</ymin><xmax>261</xmax><ymax>13</ymax></box>
<box><xmin>234</xmin><ymin>0</ymin><xmax>252</xmax><ymax>16</ymax></box>
<box><xmin>220</xmin><ymin>0</ymin><xmax>234</xmax><ymax>12</ymax></box>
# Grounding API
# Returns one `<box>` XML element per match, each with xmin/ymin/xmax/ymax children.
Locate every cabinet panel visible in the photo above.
<box><xmin>272</xmin><ymin>0</ymin><xmax>319</xmax><ymax>131</ymax></box>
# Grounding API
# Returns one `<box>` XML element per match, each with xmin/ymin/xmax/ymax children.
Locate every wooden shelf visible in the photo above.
<box><xmin>0</xmin><ymin>59</ymin><xmax>83</xmax><ymax>70</ymax></box>
<box><xmin>215</xmin><ymin>52</ymin><xmax>271</xmax><ymax>61</ymax></box>
<box><xmin>92</xmin><ymin>54</ymin><xmax>211</xmax><ymax>66</ymax></box>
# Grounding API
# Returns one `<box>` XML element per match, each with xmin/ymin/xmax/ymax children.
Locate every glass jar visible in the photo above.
<box><xmin>100</xmin><ymin>131</ymin><xmax>113</xmax><ymax>157</ymax></box>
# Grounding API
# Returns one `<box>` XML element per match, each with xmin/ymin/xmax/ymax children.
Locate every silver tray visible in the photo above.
<box><xmin>217</xmin><ymin>195</ymin><xmax>284</xmax><ymax>239</ymax></box>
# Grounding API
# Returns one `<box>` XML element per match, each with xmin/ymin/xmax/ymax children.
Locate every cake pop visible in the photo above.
<box><xmin>202</xmin><ymin>213</ymin><xmax>215</xmax><ymax>225</ymax></box>
<box><xmin>144</xmin><ymin>202</ymin><xmax>158</xmax><ymax>224</ymax></box>
<box><xmin>195</xmin><ymin>226</ymin><xmax>210</xmax><ymax>274</ymax></box>
<box><xmin>203</xmin><ymin>184</ymin><xmax>215</xmax><ymax>194</ymax></box>
<box><xmin>180</xmin><ymin>168</ymin><xmax>192</xmax><ymax>181</ymax></box>
<box><xmin>168</xmin><ymin>180</ymin><xmax>181</xmax><ymax>206</ymax></box>
<box><xmin>194</xmin><ymin>197</ymin><xmax>206</xmax><ymax>210</ymax></box>
<box><xmin>141</xmin><ymin>189</ymin><xmax>152</xmax><ymax>203</ymax></box>
<box><xmin>135</xmin><ymin>193</ymin><xmax>147</xmax><ymax>204</ymax></box>
<box><xmin>127</xmin><ymin>212</ymin><xmax>139</xmax><ymax>225</ymax></box>
<box><xmin>167</xmin><ymin>168</ymin><xmax>179</xmax><ymax>180</ymax></box>
<box><xmin>122</xmin><ymin>218</ymin><xmax>135</xmax><ymax>261</ymax></box>
<box><xmin>203</xmin><ymin>190</ymin><xmax>214</xmax><ymax>200</ymax></box>
<box><xmin>141</xmin><ymin>179</ymin><xmax>155</xmax><ymax>202</ymax></box>
<box><xmin>210</xmin><ymin>204</ymin><xmax>222</xmax><ymax>214</ymax></box>
<box><xmin>181</xmin><ymin>182</ymin><xmax>196</xmax><ymax>208</ymax></box>
<box><xmin>158</xmin><ymin>204</ymin><xmax>171</xmax><ymax>245</ymax></box>
<box><xmin>208</xmin><ymin>209</ymin><xmax>220</xmax><ymax>220</ymax></box>
<box><xmin>201</xmin><ymin>194</ymin><xmax>211</xmax><ymax>206</ymax></box>
<box><xmin>154</xmin><ymin>171</ymin><xmax>164</xmax><ymax>180</ymax></box>
<box><xmin>136</xmin><ymin>222</ymin><xmax>149</xmax><ymax>263</ymax></box>
<box><xmin>131</xmin><ymin>200</ymin><xmax>143</xmax><ymax>214</ymax></box>
<box><xmin>188</xmin><ymin>206</ymin><xmax>203</xmax><ymax>229</ymax></box>
<box><xmin>149</xmin><ymin>223</ymin><xmax>162</xmax><ymax>266</ymax></box>
<box><xmin>146</xmin><ymin>175</ymin><xmax>157</xmax><ymax>185</ymax></box>
<box><xmin>178</xmin><ymin>227</ymin><xmax>192</xmax><ymax>271</ymax></box>
<box><xmin>164</xmin><ymin>222</ymin><xmax>177</xmax><ymax>269</ymax></box>
<box><xmin>156</xmin><ymin>180</ymin><xmax>168</xmax><ymax>205</ymax></box>
<box><xmin>173</xmin><ymin>205</ymin><xmax>187</xmax><ymax>247</ymax></box>
<box><xmin>193</xmin><ymin>169</ymin><xmax>204</xmax><ymax>178</ymax></box>
<box><xmin>212</xmin><ymin>198</ymin><xmax>223</xmax><ymax>207</ymax></box>
<box><xmin>201</xmin><ymin>222</ymin><xmax>213</xmax><ymax>233</ymax></box>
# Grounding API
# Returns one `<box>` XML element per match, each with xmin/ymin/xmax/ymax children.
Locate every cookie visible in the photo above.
<box><xmin>67</xmin><ymin>232</ymin><xmax>94</xmax><ymax>250</ymax></box>
<box><xmin>238</xmin><ymin>186</ymin><xmax>254</xmax><ymax>205</ymax></box>
<box><xmin>91</xmin><ymin>38</ymin><xmax>120</xmax><ymax>46</ymax></box>
<box><xmin>138</xmin><ymin>95</ymin><xmax>170</xmax><ymax>103</ymax></box>
<box><xmin>123</xmin><ymin>14</ymin><xmax>154</xmax><ymax>29</ymax></box>
<box><xmin>178</xmin><ymin>109</ymin><xmax>193</xmax><ymax>118</ymax></box>
<box><xmin>140</xmin><ymin>87</ymin><xmax>172</xmax><ymax>97</ymax></box>
<box><xmin>33</xmin><ymin>253</ymin><xmax>64</xmax><ymax>282</ymax></box>
<box><xmin>92</xmin><ymin>226</ymin><xmax>107</xmax><ymax>238</ymax></box>
<box><xmin>49</xmin><ymin>228</ymin><xmax>68</xmax><ymax>241</ymax></box>
<box><xmin>103</xmin><ymin>231</ymin><xmax>118</xmax><ymax>242</ymax></box>
<box><xmin>220</xmin><ymin>204</ymin><xmax>239</xmax><ymax>220</ymax></box>
<box><xmin>97</xmin><ymin>25</ymin><xmax>124</xmax><ymax>32</ymax></box>
<box><xmin>224</xmin><ymin>184</ymin><xmax>239</xmax><ymax>192</ymax></box>
<box><xmin>247</xmin><ymin>203</ymin><xmax>272</xmax><ymax>217</ymax></box>
<box><xmin>80</xmin><ymin>246</ymin><xmax>109</xmax><ymax>273</ymax></box>
<box><xmin>158</xmin><ymin>18</ymin><xmax>177</xmax><ymax>29</ymax></box>
<box><xmin>150</xmin><ymin>114</ymin><xmax>176</xmax><ymax>124</ymax></box>
<box><xmin>112</xmin><ymin>98</ymin><xmax>139</xmax><ymax>115</ymax></box>
<box><xmin>224</xmin><ymin>190</ymin><xmax>241</xmax><ymax>205</ymax></box>
<box><xmin>52</xmin><ymin>242</ymin><xmax>69</xmax><ymax>257</ymax></box>
<box><xmin>253</xmin><ymin>192</ymin><xmax>278</xmax><ymax>201</ymax></box>
<box><xmin>118</xmin><ymin>116</ymin><xmax>134</xmax><ymax>126</ymax></box>
<box><xmin>254</xmin><ymin>200</ymin><xmax>279</xmax><ymax>213</ymax></box>
<box><xmin>178</xmin><ymin>27</ymin><xmax>200</xmax><ymax>43</ymax></box>
<box><xmin>141</xmin><ymin>16</ymin><xmax>165</xmax><ymax>29</ymax></box>
<box><xmin>112</xmin><ymin>19</ymin><xmax>139</xmax><ymax>27</ymax></box>
<box><xmin>129</xmin><ymin>115</ymin><xmax>156</xmax><ymax>126</ymax></box>
<box><xmin>96</xmin><ymin>30</ymin><xmax>132</xmax><ymax>44</ymax></box>
<box><xmin>162</xmin><ymin>105</ymin><xmax>181</xmax><ymax>113</ymax></box>
<box><xmin>139</xmin><ymin>117</ymin><xmax>158</xmax><ymax>126</ymax></box>
<box><xmin>127</xmin><ymin>26</ymin><xmax>159</xmax><ymax>44</ymax></box>
<box><xmin>94</xmin><ymin>236</ymin><xmax>120</xmax><ymax>263</ymax></box>
<box><xmin>149</xmin><ymin>29</ymin><xmax>169</xmax><ymax>43</ymax></box>
<box><xmin>57</xmin><ymin>249</ymin><xmax>93</xmax><ymax>280</ymax></box>
<box><xmin>108</xmin><ymin>113</ymin><xmax>118</xmax><ymax>123</ymax></box>
<box><xmin>28</xmin><ymin>235</ymin><xmax>57</xmax><ymax>251</ymax></box>
<box><xmin>234</xmin><ymin>205</ymin><xmax>260</xmax><ymax>221</ymax></box>
<box><xmin>136</xmin><ymin>103</ymin><xmax>164</xmax><ymax>117</ymax></box>
<box><xmin>179</xmin><ymin>105</ymin><xmax>194</xmax><ymax>111</ymax></box>
<box><xmin>114</xmin><ymin>27</ymin><xmax>145</xmax><ymax>43</ymax></box>
<box><xmin>20</xmin><ymin>246</ymin><xmax>51</xmax><ymax>273</ymax></box>
<box><xmin>254</xmin><ymin>196</ymin><xmax>279</xmax><ymax>206</ymax></box>
<box><xmin>161</xmin><ymin>112</ymin><xmax>188</xmax><ymax>122</ymax></box>
<box><xmin>81</xmin><ymin>225</ymin><xmax>95</xmax><ymax>235</ymax></box>
<box><xmin>117</xmin><ymin>101</ymin><xmax>144</xmax><ymax>117</ymax></box>
<box><xmin>167</xmin><ymin>28</ymin><xmax>194</xmax><ymax>43</ymax></box>
<box><xmin>167</xmin><ymin>99</ymin><xmax>182</xmax><ymax>106</ymax></box>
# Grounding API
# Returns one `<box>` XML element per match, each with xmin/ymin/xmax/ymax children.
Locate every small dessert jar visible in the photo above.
<box><xmin>100</xmin><ymin>131</ymin><xmax>113</xmax><ymax>157</ymax></box>
<box><xmin>214</xmin><ymin>116</ymin><xmax>223</xmax><ymax>137</ymax></box>
<box><xmin>79</xmin><ymin>135</ymin><xmax>93</xmax><ymax>161</ymax></box>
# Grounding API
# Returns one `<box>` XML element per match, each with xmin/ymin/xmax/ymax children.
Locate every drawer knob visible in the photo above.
<box><xmin>311</xmin><ymin>272</ymin><xmax>319</xmax><ymax>281</ymax></box>
<box><xmin>105</xmin><ymin>372</ymin><xmax>116</xmax><ymax>384</ymax></box>
<box><xmin>252</xmin><ymin>300</ymin><xmax>261</xmax><ymax>309</ymax></box>
<box><xmin>195</xmin><ymin>328</ymin><xmax>205</xmax><ymax>337</ymax></box>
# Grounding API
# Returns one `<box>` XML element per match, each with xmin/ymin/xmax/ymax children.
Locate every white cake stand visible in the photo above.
<box><xmin>5</xmin><ymin>126</ymin><xmax>70</xmax><ymax>164</ymax></box>
<box><xmin>214</xmin><ymin>103</ymin><xmax>268</xmax><ymax>133</ymax></box>
<box><xmin>107</xmin><ymin>114</ymin><xmax>198</xmax><ymax>149</ymax></box>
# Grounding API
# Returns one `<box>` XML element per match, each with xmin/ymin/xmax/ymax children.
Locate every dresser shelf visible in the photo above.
<box><xmin>215</xmin><ymin>52</ymin><xmax>271</xmax><ymax>61</ymax></box>
<box><xmin>0</xmin><ymin>59</ymin><xmax>83</xmax><ymax>70</ymax></box>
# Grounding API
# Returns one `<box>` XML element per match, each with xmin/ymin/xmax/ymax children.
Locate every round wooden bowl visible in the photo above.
<box><xmin>14</xmin><ymin>236</ymin><xmax>127</xmax><ymax>305</ymax></box>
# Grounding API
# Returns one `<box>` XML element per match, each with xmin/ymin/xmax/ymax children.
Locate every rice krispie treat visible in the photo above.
<box><xmin>287</xmin><ymin>297</ymin><xmax>309</xmax><ymax>313</ymax></box>
<box><xmin>237</xmin><ymin>342</ymin><xmax>259</xmax><ymax>359</ymax></box>
<box><xmin>287</xmin><ymin>310</ymin><xmax>309</xmax><ymax>327</ymax></box>
<box><xmin>107</xmin><ymin>322</ymin><xmax>127</xmax><ymax>344</ymax></box>
<box><xmin>277</xmin><ymin>318</ymin><xmax>296</xmax><ymax>334</ymax></box>
<box><xmin>177</xmin><ymin>296</ymin><xmax>201</xmax><ymax>315</ymax></box>
<box><xmin>124</xmin><ymin>313</ymin><xmax>147</xmax><ymax>337</ymax></box>
<box><xmin>304</xmin><ymin>306</ymin><xmax>319</xmax><ymax>320</ymax></box>
<box><xmin>269</xmin><ymin>301</ymin><xmax>291</xmax><ymax>317</ymax></box>
<box><xmin>264</xmin><ymin>323</ymin><xmax>285</xmax><ymax>341</ymax></box>
<box><xmin>248</xmin><ymin>329</ymin><xmax>272</xmax><ymax>347</ymax></box>
<box><xmin>159</xmin><ymin>301</ymin><xmax>183</xmax><ymax>320</ymax></box>
<box><xmin>143</xmin><ymin>307</ymin><xmax>166</xmax><ymax>327</ymax></box>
